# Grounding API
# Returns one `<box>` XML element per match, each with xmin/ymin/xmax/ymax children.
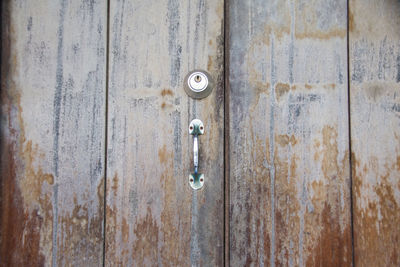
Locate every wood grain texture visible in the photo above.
<box><xmin>105</xmin><ymin>0</ymin><xmax>224</xmax><ymax>265</ymax></box>
<box><xmin>350</xmin><ymin>0</ymin><xmax>400</xmax><ymax>265</ymax></box>
<box><xmin>228</xmin><ymin>0</ymin><xmax>352</xmax><ymax>266</ymax></box>
<box><xmin>0</xmin><ymin>0</ymin><xmax>106</xmax><ymax>266</ymax></box>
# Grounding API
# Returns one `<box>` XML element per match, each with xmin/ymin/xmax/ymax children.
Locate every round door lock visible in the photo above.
<box><xmin>184</xmin><ymin>70</ymin><xmax>214</xmax><ymax>99</ymax></box>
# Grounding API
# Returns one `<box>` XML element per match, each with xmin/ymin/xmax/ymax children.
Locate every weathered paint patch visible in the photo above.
<box><xmin>1</xmin><ymin>5</ymin><xmax>51</xmax><ymax>264</ymax></box>
<box><xmin>350</xmin><ymin>0</ymin><xmax>400</xmax><ymax>266</ymax></box>
<box><xmin>1</xmin><ymin>1</ymin><xmax>106</xmax><ymax>265</ymax></box>
<box><xmin>132</xmin><ymin>207</ymin><xmax>160</xmax><ymax>265</ymax></box>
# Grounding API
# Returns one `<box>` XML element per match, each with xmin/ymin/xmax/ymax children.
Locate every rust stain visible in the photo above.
<box><xmin>247</xmin><ymin>80</ymin><xmax>269</xmax><ymax>114</ymax></box>
<box><xmin>306</xmin><ymin>204</ymin><xmax>352</xmax><ymax>266</ymax></box>
<box><xmin>58</xmin><ymin>191</ymin><xmax>103</xmax><ymax>265</ymax></box>
<box><xmin>311</xmin><ymin>181</ymin><xmax>325</xmax><ymax>201</ymax></box>
<box><xmin>348</xmin><ymin>8</ymin><xmax>355</xmax><ymax>33</ymax></box>
<box><xmin>321</xmin><ymin>125</ymin><xmax>338</xmax><ymax>179</ymax></box>
<box><xmin>20</xmin><ymin>141</ymin><xmax>54</xmax><ymax>205</ymax></box>
<box><xmin>1</xmin><ymin>42</ymin><xmax>103</xmax><ymax>267</ymax></box>
<box><xmin>275</xmin><ymin>83</ymin><xmax>290</xmax><ymax>102</ymax></box>
<box><xmin>262</xmin><ymin>17</ymin><xmax>291</xmax><ymax>43</ymax></box>
<box><xmin>121</xmin><ymin>217</ymin><xmax>129</xmax><ymax>243</ymax></box>
<box><xmin>313</xmin><ymin>139</ymin><xmax>321</xmax><ymax>161</ymax></box>
<box><xmin>283</xmin><ymin>83</ymin><xmax>336</xmax><ymax>91</ymax></box>
<box><xmin>158</xmin><ymin>144</ymin><xmax>168</xmax><ymax>164</ymax></box>
<box><xmin>274</xmin><ymin>138</ymin><xmax>301</xmax><ymax>266</ymax></box>
<box><xmin>207</xmin><ymin>55</ymin><xmax>213</xmax><ymax>71</ymax></box>
<box><xmin>0</xmin><ymin>140</ymin><xmax>47</xmax><ymax>267</ymax></box>
<box><xmin>129</xmin><ymin>141</ymin><xmax>188</xmax><ymax>265</ymax></box>
<box><xmin>111</xmin><ymin>173</ymin><xmax>118</xmax><ymax>195</ymax></box>
<box><xmin>105</xmin><ymin>203</ymin><xmax>117</xmax><ymax>264</ymax></box>
<box><xmin>397</xmin><ymin>156</ymin><xmax>400</xmax><ymax>171</ymax></box>
<box><xmin>230</xmin><ymin>109</ymin><xmax>273</xmax><ymax>265</ymax></box>
<box><xmin>353</xmin><ymin>153</ymin><xmax>400</xmax><ymax>266</ymax></box>
<box><xmin>295</xmin><ymin>28</ymin><xmax>346</xmax><ymax>40</ymax></box>
<box><xmin>159</xmin><ymin>144</ymin><xmax>187</xmax><ymax>265</ymax></box>
<box><xmin>161</xmin><ymin>102</ymin><xmax>173</xmax><ymax>109</ymax></box>
<box><xmin>276</xmin><ymin>134</ymin><xmax>297</xmax><ymax>147</ymax></box>
<box><xmin>323</xmin><ymin>83</ymin><xmax>336</xmax><ymax>90</ymax></box>
<box><xmin>105</xmin><ymin>174</ymin><xmax>118</xmax><ymax>264</ymax></box>
<box><xmin>0</xmin><ymin>88</ymin><xmax>49</xmax><ymax>266</ymax></box>
<box><xmin>132</xmin><ymin>207</ymin><xmax>160</xmax><ymax>265</ymax></box>
<box><xmin>304</xmin><ymin>125</ymin><xmax>352</xmax><ymax>266</ymax></box>
<box><xmin>97</xmin><ymin>177</ymin><xmax>105</xmax><ymax>209</ymax></box>
<box><xmin>161</xmin><ymin>89</ymin><xmax>173</xmax><ymax>97</ymax></box>
<box><xmin>0</xmin><ymin>14</ymin><xmax>52</xmax><ymax>263</ymax></box>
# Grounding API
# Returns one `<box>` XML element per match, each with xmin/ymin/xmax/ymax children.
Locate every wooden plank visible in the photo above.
<box><xmin>105</xmin><ymin>0</ymin><xmax>224</xmax><ymax>265</ymax></box>
<box><xmin>228</xmin><ymin>0</ymin><xmax>352</xmax><ymax>265</ymax></box>
<box><xmin>350</xmin><ymin>0</ymin><xmax>400</xmax><ymax>265</ymax></box>
<box><xmin>0</xmin><ymin>1</ymin><xmax>106</xmax><ymax>266</ymax></box>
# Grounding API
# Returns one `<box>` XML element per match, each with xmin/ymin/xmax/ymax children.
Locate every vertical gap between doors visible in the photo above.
<box><xmin>103</xmin><ymin>0</ymin><xmax>111</xmax><ymax>266</ymax></box>
<box><xmin>224</xmin><ymin>0</ymin><xmax>230</xmax><ymax>266</ymax></box>
<box><xmin>346</xmin><ymin>0</ymin><xmax>355</xmax><ymax>266</ymax></box>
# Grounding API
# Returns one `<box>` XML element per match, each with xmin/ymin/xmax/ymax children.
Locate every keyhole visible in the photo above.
<box><xmin>194</xmin><ymin>75</ymin><xmax>202</xmax><ymax>83</ymax></box>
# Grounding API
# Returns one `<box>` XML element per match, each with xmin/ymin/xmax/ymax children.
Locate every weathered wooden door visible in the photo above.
<box><xmin>104</xmin><ymin>0</ymin><xmax>224</xmax><ymax>266</ymax></box>
<box><xmin>1</xmin><ymin>0</ymin><xmax>399</xmax><ymax>266</ymax></box>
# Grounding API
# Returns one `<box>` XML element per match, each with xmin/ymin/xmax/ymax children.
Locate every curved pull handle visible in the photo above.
<box><xmin>189</xmin><ymin>119</ymin><xmax>204</xmax><ymax>190</ymax></box>
<box><xmin>193</xmin><ymin>135</ymin><xmax>198</xmax><ymax>173</ymax></box>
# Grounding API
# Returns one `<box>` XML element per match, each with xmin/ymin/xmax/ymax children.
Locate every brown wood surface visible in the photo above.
<box><xmin>350</xmin><ymin>0</ymin><xmax>400</xmax><ymax>266</ymax></box>
<box><xmin>0</xmin><ymin>0</ymin><xmax>107</xmax><ymax>266</ymax></box>
<box><xmin>105</xmin><ymin>0</ymin><xmax>224</xmax><ymax>265</ymax></box>
<box><xmin>228</xmin><ymin>0</ymin><xmax>352</xmax><ymax>266</ymax></box>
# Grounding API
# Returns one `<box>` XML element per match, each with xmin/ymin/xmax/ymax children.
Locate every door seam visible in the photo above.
<box><xmin>224</xmin><ymin>0</ymin><xmax>230</xmax><ymax>266</ymax></box>
<box><xmin>346</xmin><ymin>0</ymin><xmax>356</xmax><ymax>266</ymax></box>
<box><xmin>103</xmin><ymin>0</ymin><xmax>111</xmax><ymax>266</ymax></box>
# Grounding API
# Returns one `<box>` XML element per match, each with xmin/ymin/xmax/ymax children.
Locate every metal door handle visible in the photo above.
<box><xmin>189</xmin><ymin>119</ymin><xmax>204</xmax><ymax>190</ymax></box>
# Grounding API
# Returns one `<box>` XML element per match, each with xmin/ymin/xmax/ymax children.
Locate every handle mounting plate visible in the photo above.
<box><xmin>189</xmin><ymin>173</ymin><xmax>204</xmax><ymax>190</ymax></box>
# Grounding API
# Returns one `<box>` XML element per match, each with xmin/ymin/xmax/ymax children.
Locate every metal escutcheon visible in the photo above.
<box><xmin>184</xmin><ymin>70</ymin><xmax>214</xmax><ymax>99</ymax></box>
